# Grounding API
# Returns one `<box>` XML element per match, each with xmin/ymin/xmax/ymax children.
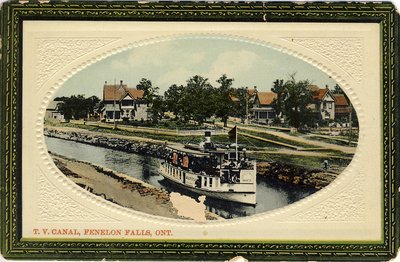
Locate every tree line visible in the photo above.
<box><xmin>133</xmin><ymin>75</ymin><xmax>250</xmax><ymax>127</ymax></box>
<box><xmin>53</xmin><ymin>74</ymin><xmax>355</xmax><ymax>129</ymax></box>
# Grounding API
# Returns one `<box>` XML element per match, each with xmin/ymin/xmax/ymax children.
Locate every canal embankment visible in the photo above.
<box><xmin>50</xmin><ymin>152</ymin><xmax>221</xmax><ymax>220</ymax></box>
<box><xmin>257</xmin><ymin>162</ymin><xmax>337</xmax><ymax>189</ymax></box>
<box><xmin>44</xmin><ymin>125</ymin><xmax>338</xmax><ymax>190</ymax></box>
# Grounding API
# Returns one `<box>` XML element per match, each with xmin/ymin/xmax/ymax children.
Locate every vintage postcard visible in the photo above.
<box><xmin>0</xmin><ymin>1</ymin><xmax>399</xmax><ymax>261</ymax></box>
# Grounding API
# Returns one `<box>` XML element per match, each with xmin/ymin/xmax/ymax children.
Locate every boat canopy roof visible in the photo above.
<box><xmin>166</xmin><ymin>144</ymin><xmax>241</xmax><ymax>156</ymax></box>
<box><xmin>166</xmin><ymin>144</ymin><xmax>209</xmax><ymax>156</ymax></box>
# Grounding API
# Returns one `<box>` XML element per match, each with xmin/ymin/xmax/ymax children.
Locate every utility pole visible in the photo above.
<box><xmin>235</xmin><ymin>126</ymin><xmax>238</xmax><ymax>160</ymax></box>
<box><xmin>245</xmin><ymin>87</ymin><xmax>249</xmax><ymax>125</ymax></box>
<box><xmin>113</xmin><ymin>78</ymin><xmax>117</xmax><ymax>130</ymax></box>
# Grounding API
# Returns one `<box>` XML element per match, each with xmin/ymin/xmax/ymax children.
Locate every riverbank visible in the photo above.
<box><xmin>257</xmin><ymin>162</ymin><xmax>337</xmax><ymax>189</ymax></box>
<box><xmin>45</xmin><ymin>125</ymin><xmax>339</xmax><ymax>190</ymax></box>
<box><xmin>50</xmin><ymin>153</ymin><xmax>221</xmax><ymax>221</ymax></box>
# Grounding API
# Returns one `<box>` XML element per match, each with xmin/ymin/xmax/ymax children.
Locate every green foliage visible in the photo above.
<box><xmin>149</xmin><ymin>95</ymin><xmax>166</xmax><ymax>123</ymax></box>
<box><xmin>271</xmin><ymin>75</ymin><xmax>316</xmax><ymax>128</ymax></box>
<box><xmin>232</xmin><ymin>87</ymin><xmax>254</xmax><ymax>123</ymax></box>
<box><xmin>163</xmin><ymin>74</ymin><xmax>238</xmax><ymax>125</ymax></box>
<box><xmin>271</xmin><ymin>79</ymin><xmax>286</xmax><ymax>117</ymax></box>
<box><xmin>283</xmin><ymin>76</ymin><xmax>315</xmax><ymax>128</ymax></box>
<box><xmin>214</xmin><ymin>75</ymin><xmax>235</xmax><ymax>127</ymax></box>
<box><xmin>185</xmin><ymin>75</ymin><xmax>215</xmax><ymax>124</ymax></box>
<box><xmin>136</xmin><ymin>78</ymin><xmax>159</xmax><ymax>104</ymax></box>
<box><xmin>332</xmin><ymin>84</ymin><xmax>344</xmax><ymax>94</ymax></box>
<box><xmin>164</xmin><ymin>84</ymin><xmax>185</xmax><ymax>119</ymax></box>
<box><xmin>56</xmin><ymin>95</ymin><xmax>100</xmax><ymax>120</ymax></box>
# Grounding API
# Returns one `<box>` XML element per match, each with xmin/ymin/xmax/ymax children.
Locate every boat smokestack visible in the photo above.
<box><xmin>204</xmin><ymin>131</ymin><xmax>211</xmax><ymax>143</ymax></box>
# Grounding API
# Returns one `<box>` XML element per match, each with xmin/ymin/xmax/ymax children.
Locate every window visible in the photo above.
<box><xmin>259</xmin><ymin>112</ymin><xmax>268</xmax><ymax>118</ymax></box>
<box><xmin>267</xmin><ymin>111</ymin><xmax>276</xmax><ymax>119</ymax></box>
<box><xmin>204</xmin><ymin>177</ymin><xmax>207</xmax><ymax>187</ymax></box>
<box><xmin>328</xmin><ymin>103</ymin><xmax>332</xmax><ymax>109</ymax></box>
<box><xmin>209</xmin><ymin>177</ymin><xmax>213</xmax><ymax>187</ymax></box>
<box><xmin>121</xmin><ymin>100</ymin><xmax>133</xmax><ymax>106</ymax></box>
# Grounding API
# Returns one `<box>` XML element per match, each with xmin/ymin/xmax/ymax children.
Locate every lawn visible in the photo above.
<box><xmin>250</xmin><ymin>152</ymin><xmax>353</xmax><ymax>171</ymax></box>
<box><xmin>46</xmin><ymin>122</ymin><xmax>281</xmax><ymax>150</ymax></box>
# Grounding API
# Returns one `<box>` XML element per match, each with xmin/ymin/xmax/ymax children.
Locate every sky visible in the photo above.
<box><xmin>54</xmin><ymin>36</ymin><xmax>339</xmax><ymax>99</ymax></box>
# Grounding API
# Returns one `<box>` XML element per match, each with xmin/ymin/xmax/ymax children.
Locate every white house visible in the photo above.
<box><xmin>309</xmin><ymin>85</ymin><xmax>336</xmax><ymax>120</ymax></box>
<box><xmin>45</xmin><ymin>101</ymin><xmax>65</xmax><ymax>121</ymax></box>
<box><xmin>251</xmin><ymin>92</ymin><xmax>277</xmax><ymax>124</ymax></box>
<box><xmin>101</xmin><ymin>81</ymin><xmax>148</xmax><ymax>122</ymax></box>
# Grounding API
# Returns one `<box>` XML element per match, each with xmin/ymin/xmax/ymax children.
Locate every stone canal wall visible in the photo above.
<box><xmin>257</xmin><ymin>162</ymin><xmax>337</xmax><ymax>189</ymax></box>
<box><xmin>44</xmin><ymin>127</ymin><xmax>169</xmax><ymax>159</ymax></box>
<box><xmin>44</xmin><ymin>127</ymin><xmax>336</xmax><ymax>189</ymax></box>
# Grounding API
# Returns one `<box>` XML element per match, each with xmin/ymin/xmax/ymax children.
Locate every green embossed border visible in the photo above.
<box><xmin>0</xmin><ymin>1</ymin><xmax>398</xmax><ymax>261</ymax></box>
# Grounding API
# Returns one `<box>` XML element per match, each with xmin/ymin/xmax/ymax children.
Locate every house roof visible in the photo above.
<box><xmin>47</xmin><ymin>101</ymin><xmax>64</xmax><ymax>111</ymax></box>
<box><xmin>257</xmin><ymin>92</ymin><xmax>277</xmax><ymax>106</ymax></box>
<box><xmin>103</xmin><ymin>84</ymin><xmax>144</xmax><ymax>101</ymax></box>
<box><xmin>312</xmin><ymin>88</ymin><xmax>329</xmax><ymax>101</ymax></box>
<box><xmin>334</xmin><ymin>94</ymin><xmax>349</xmax><ymax>106</ymax></box>
<box><xmin>247</xmin><ymin>88</ymin><xmax>257</xmax><ymax>97</ymax></box>
<box><xmin>229</xmin><ymin>87</ymin><xmax>258</xmax><ymax>102</ymax></box>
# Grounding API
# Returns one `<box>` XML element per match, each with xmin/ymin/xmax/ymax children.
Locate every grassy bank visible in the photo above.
<box><xmin>45</xmin><ymin>122</ymin><xmax>281</xmax><ymax>150</ymax></box>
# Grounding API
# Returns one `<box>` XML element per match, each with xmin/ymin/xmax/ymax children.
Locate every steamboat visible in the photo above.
<box><xmin>159</xmin><ymin>129</ymin><xmax>257</xmax><ymax>205</ymax></box>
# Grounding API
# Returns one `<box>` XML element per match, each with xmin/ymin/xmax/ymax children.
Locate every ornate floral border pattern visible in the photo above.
<box><xmin>0</xmin><ymin>1</ymin><xmax>398</xmax><ymax>261</ymax></box>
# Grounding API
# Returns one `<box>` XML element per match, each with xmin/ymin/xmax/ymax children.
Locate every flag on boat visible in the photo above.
<box><xmin>228</xmin><ymin>125</ymin><xmax>237</xmax><ymax>141</ymax></box>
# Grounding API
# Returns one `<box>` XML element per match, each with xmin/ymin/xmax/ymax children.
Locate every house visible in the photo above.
<box><xmin>45</xmin><ymin>101</ymin><xmax>65</xmax><ymax>121</ymax></box>
<box><xmin>333</xmin><ymin>94</ymin><xmax>351</xmax><ymax>121</ymax></box>
<box><xmin>309</xmin><ymin>85</ymin><xmax>336</xmax><ymax>121</ymax></box>
<box><xmin>251</xmin><ymin>92</ymin><xmax>277</xmax><ymax>123</ymax></box>
<box><xmin>101</xmin><ymin>80</ymin><xmax>148</xmax><ymax>122</ymax></box>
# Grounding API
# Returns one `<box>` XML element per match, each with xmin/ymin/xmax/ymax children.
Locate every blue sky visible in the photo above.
<box><xmin>54</xmin><ymin>36</ymin><xmax>338</xmax><ymax>99</ymax></box>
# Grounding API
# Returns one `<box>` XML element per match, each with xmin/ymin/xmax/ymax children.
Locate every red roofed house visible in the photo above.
<box><xmin>252</xmin><ymin>92</ymin><xmax>277</xmax><ymax>123</ymax></box>
<box><xmin>101</xmin><ymin>80</ymin><xmax>148</xmax><ymax>122</ymax></box>
<box><xmin>308</xmin><ymin>85</ymin><xmax>336</xmax><ymax>121</ymax></box>
<box><xmin>333</xmin><ymin>94</ymin><xmax>351</xmax><ymax>120</ymax></box>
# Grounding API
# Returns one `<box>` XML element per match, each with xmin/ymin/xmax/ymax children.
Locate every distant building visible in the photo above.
<box><xmin>45</xmin><ymin>101</ymin><xmax>65</xmax><ymax>120</ymax></box>
<box><xmin>252</xmin><ymin>92</ymin><xmax>277</xmax><ymax>123</ymax></box>
<box><xmin>333</xmin><ymin>94</ymin><xmax>351</xmax><ymax>120</ymax></box>
<box><xmin>308</xmin><ymin>85</ymin><xmax>336</xmax><ymax>121</ymax></box>
<box><xmin>101</xmin><ymin>81</ymin><xmax>148</xmax><ymax>122</ymax></box>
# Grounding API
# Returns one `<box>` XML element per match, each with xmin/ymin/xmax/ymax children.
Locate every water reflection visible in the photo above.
<box><xmin>45</xmin><ymin>136</ymin><xmax>316</xmax><ymax>219</ymax></box>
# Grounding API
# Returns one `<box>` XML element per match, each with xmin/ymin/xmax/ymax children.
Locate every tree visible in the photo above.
<box><xmin>164</xmin><ymin>84</ymin><xmax>185</xmax><ymax>120</ymax></box>
<box><xmin>136</xmin><ymin>78</ymin><xmax>159</xmax><ymax>104</ymax></box>
<box><xmin>214</xmin><ymin>74</ymin><xmax>235</xmax><ymax>127</ymax></box>
<box><xmin>271</xmin><ymin>79</ymin><xmax>286</xmax><ymax>119</ymax></box>
<box><xmin>149</xmin><ymin>95</ymin><xmax>166</xmax><ymax>123</ymax></box>
<box><xmin>332</xmin><ymin>84</ymin><xmax>344</xmax><ymax>94</ymax></box>
<box><xmin>56</xmin><ymin>95</ymin><xmax>100</xmax><ymax>120</ymax></box>
<box><xmin>281</xmin><ymin>75</ymin><xmax>313</xmax><ymax>128</ymax></box>
<box><xmin>184</xmin><ymin>75</ymin><xmax>215</xmax><ymax>124</ymax></box>
<box><xmin>231</xmin><ymin>87</ymin><xmax>254</xmax><ymax>123</ymax></box>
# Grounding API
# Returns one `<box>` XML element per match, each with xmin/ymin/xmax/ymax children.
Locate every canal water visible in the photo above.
<box><xmin>45</xmin><ymin>136</ymin><xmax>316</xmax><ymax>219</ymax></box>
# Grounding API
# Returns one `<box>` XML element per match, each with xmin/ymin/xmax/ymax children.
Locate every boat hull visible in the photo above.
<box><xmin>159</xmin><ymin>163</ymin><xmax>256</xmax><ymax>205</ymax></box>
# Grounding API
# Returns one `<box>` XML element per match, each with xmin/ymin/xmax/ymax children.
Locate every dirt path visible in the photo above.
<box><xmin>219</xmin><ymin>123</ymin><xmax>356</xmax><ymax>154</ymax></box>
